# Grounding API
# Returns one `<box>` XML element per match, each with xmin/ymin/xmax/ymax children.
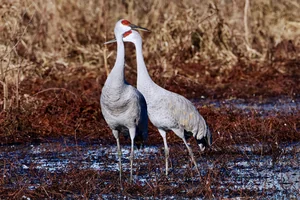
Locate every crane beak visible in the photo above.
<box><xmin>104</xmin><ymin>23</ymin><xmax>150</xmax><ymax>45</ymax></box>
<box><xmin>104</xmin><ymin>39</ymin><xmax>117</xmax><ymax>45</ymax></box>
<box><xmin>129</xmin><ymin>24</ymin><xmax>151</xmax><ymax>32</ymax></box>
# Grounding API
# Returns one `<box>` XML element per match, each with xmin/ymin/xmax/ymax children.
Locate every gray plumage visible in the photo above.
<box><xmin>123</xmin><ymin>30</ymin><xmax>212</xmax><ymax>175</ymax></box>
<box><xmin>100</xmin><ymin>20</ymin><xmax>148</xmax><ymax>183</ymax></box>
<box><xmin>101</xmin><ymin>83</ymin><xmax>148</xmax><ymax>145</ymax></box>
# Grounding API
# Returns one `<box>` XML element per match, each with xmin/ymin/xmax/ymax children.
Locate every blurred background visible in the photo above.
<box><xmin>0</xmin><ymin>0</ymin><xmax>299</xmax><ymax>138</ymax></box>
<box><xmin>1</xmin><ymin>0</ymin><xmax>299</xmax><ymax>90</ymax></box>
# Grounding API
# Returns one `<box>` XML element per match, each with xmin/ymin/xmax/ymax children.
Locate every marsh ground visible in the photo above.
<box><xmin>0</xmin><ymin>0</ymin><xmax>300</xmax><ymax>199</ymax></box>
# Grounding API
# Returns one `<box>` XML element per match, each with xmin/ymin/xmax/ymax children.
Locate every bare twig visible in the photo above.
<box><xmin>103</xmin><ymin>46</ymin><xmax>110</xmax><ymax>77</ymax></box>
<box><xmin>243</xmin><ymin>0</ymin><xmax>262</xmax><ymax>57</ymax></box>
<box><xmin>0</xmin><ymin>51</ymin><xmax>13</xmax><ymax>110</ymax></box>
<box><xmin>41</xmin><ymin>186</ymin><xmax>50</xmax><ymax>198</ymax></box>
<box><xmin>0</xmin><ymin>79</ymin><xmax>8</xmax><ymax>110</ymax></box>
<box><xmin>33</xmin><ymin>87</ymin><xmax>78</xmax><ymax>98</ymax></box>
<box><xmin>244</xmin><ymin>0</ymin><xmax>250</xmax><ymax>46</ymax></box>
<box><xmin>103</xmin><ymin>1</ymin><xmax>110</xmax><ymax>77</ymax></box>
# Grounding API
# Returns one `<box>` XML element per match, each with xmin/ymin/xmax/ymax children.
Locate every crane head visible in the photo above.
<box><xmin>118</xmin><ymin>19</ymin><xmax>150</xmax><ymax>32</ymax></box>
<box><xmin>105</xmin><ymin>19</ymin><xmax>150</xmax><ymax>44</ymax></box>
<box><xmin>123</xmin><ymin>30</ymin><xmax>142</xmax><ymax>43</ymax></box>
<box><xmin>197</xmin><ymin>126</ymin><xmax>212</xmax><ymax>151</ymax></box>
<box><xmin>104</xmin><ymin>30</ymin><xmax>142</xmax><ymax>45</ymax></box>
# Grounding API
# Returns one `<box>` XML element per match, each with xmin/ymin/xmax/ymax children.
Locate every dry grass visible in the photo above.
<box><xmin>0</xmin><ymin>1</ymin><xmax>299</xmax><ymax>198</ymax></box>
<box><xmin>0</xmin><ymin>0</ymin><xmax>299</xmax><ymax>153</ymax></box>
<box><xmin>1</xmin><ymin>0</ymin><xmax>300</xmax><ymax>79</ymax></box>
<box><xmin>0</xmin><ymin>0</ymin><xmax>299</xmax><ymax>109</ymax></box>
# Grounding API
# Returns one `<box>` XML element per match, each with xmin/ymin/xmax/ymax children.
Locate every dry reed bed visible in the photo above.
<box><xmin>1</xmin><ymin>0</ymin><xmax>300</xmax><ymax>108</ymax></box>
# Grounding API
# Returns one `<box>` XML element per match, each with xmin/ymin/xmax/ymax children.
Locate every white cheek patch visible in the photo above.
<box><xmin>199</xmin><ymin>143</ymin><xmax>205</xmax><ymax>151</ymax></box>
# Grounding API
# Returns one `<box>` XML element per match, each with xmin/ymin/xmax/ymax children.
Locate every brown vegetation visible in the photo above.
<box><xmin>0</xmin><ymin>0</ymin><xmax>299</xmax><ymax>198</ymax></box>
<box><xmin>0</xmin><ymin>0</ymin><xmax>299</xmax><ymax>143</ymax></box>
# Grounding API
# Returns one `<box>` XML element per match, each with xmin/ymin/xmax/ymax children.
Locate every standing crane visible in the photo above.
<box><xmin>101</xmin><ymin>20</ymin><xmax>150</xmax><ymax>183</ymax></box>
<box><xmin>106</xmin><ymin>30</ymin><xmax>212</xmax><ymax>175</ymax></box>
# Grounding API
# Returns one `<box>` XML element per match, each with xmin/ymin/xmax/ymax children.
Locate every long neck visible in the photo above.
<box><xmin>106</xmin><ymin>34</ymin><xmax>125</xmax><ymax>87</ymax></box>
<box><xmin>135</xmin><ymin>40</ymin><xmax>154</xmax><ymax>88</ymax></box>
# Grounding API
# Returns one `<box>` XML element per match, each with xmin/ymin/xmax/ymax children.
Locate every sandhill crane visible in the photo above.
<box><xmin>120</xmin><ymin>30</ymin><xmax>212</xmax><ymax>175</ymax></box>
<box><xmin>101</xmin><ymin>20</ymin><xmax>150</xmax><ymax>183</ymax></box>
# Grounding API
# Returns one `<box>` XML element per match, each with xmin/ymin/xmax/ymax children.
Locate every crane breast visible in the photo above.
<box><xmin>101</xmin><ymin>85</ymin><xmax>145</xmax><ymax>129</ymax></box>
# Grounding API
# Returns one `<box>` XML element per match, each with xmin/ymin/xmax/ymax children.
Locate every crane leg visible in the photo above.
<box><xmin>158</xmin><ymin>129</ymin><xmax>169</xmax><ymax>176</ymax></box>
<box><xmin>182</xmin><ymin>137</ymin><xmax>200</xmax><ymax>175</ymax></box>
<box><xmin>129</xmin><ymin>128</ymin><xmax>136</xmax><ymax>183</ymax></box>
<box><xmin>172</xmin><ymin>128</ymin><xmax>200</xmax><ymax>175</ymax></box>
<box><xmin>113</xmin><ymin>130</ymin><xmax>123</xmax><ymax>188</ymax></box>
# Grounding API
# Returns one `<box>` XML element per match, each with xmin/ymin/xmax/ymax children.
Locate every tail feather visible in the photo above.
<box><xmin>134</xmin><ymin>132</ymin><xmax>147</xmax><ymax>149</ymax></box>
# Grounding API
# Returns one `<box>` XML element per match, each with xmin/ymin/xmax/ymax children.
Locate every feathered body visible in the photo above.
<box><xmin>123</xmin><ymin>30</ymin><xmax>212</xmax><ymax>175</ymax></box>
<box><xmin>100</xmin><ymin>20</ymin><xmax>148</xmax><ymax>183</ymax></box>
<box><xmin>140</xmin><ymin>82</ymin><xmax>208</xmax><ymax>141</ymax></box>
<box><xmin>101</xmin><ymin>81</ymin><xmax>148</xmax><ymax>145</ymax></box>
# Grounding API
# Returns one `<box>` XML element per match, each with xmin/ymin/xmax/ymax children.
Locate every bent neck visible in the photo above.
<box><xmin>106</xmin><ymin>34</ymin><xmax>125</xmax><ymax>88</ymax></box>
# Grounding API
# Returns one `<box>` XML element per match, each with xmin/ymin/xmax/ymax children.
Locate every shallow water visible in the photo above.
<box><xmin>1</xmin><ymin>141</ymin><xmax>299</xmax><ymax>198</ymax></box>
<box><xmin>1</xmin><ymin>98</ymin><xmax>299</xmax><ymax>198</ymax></box>
<box><xmin>194</xmin><ymin>97</ymin><xmax>300</xmax><ymax>115</ymax></box>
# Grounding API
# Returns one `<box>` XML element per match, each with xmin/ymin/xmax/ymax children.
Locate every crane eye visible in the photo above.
<box><xmin>123</xmin><ymin>30</ymin><xmax>132</xmax><ymax>37</ymax></box>
<box><xmin>121</xmin><ymin>20</ymin><xmax>131</xmax><ymax>26</ymax></box>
